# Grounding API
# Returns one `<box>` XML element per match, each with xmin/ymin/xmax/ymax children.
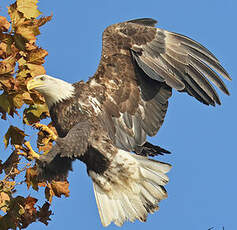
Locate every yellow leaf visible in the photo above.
<box><xmin>16</xmin><ymin>25</ymin><xmax>39</xmax><ymax>43</ymax></box>
<box><xmin>8</xmin><ymin>3</ymin><xmax>24</xmax><ymax>28</ymax></box>
<box><xmin>18</xmin><ymin>206</ymin><xmax>25</xmax><ymax>215</ymax></box>
<box><xmin>17</xmin><ymin>57</ymin><xmax>26</xmax><ymax>66</ymax></box>
<box><xmin>17</xmin><ymin>68</ymin><xmax>30</xmax><ymax>79</ymax></box>
<box><xmin>17</xmin><ymin>0</ymin><xmax>42</xmax><ymax>19</ymax></box>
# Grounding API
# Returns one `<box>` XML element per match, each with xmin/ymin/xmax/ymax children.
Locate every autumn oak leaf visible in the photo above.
<box><xmin>17</xmin><ymin>0</ymin><xmax>42</xmax><ymax>19</ymax></box>
<box><xmin>23</xmin><ymin>103</ymin><xmax>49</xmax><ymax>125</ymax></box>
<box><xmin>0</xmin><ymin>94</ymin><xmax>11</xmax><ymax>114</ymax></box>
<box><xmin>4</xmin><ymin>125</ymin><xmax>27</xmax><ymax>148</ymax></box>
<box><xmin>37</xmin><ymin>202</ymin><xmax>52</xmax><ymax>225</ymax></box>
<box><xmin>0</xmin><ymin>17</ymin><xmax>10</xmax><ymax>32</ymax></box>
<box><xmin>45</xmin><ymin>180</ymin><xmax>70</xmax><ymax>203</ymax></box>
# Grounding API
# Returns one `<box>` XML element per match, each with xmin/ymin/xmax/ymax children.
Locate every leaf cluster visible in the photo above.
<box><xmin>0</xmin><ymin>1</ymin><xmax>69</xmax><ymax>229</ymax></box>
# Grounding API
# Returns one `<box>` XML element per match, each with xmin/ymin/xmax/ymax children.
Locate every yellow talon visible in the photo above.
<box><xmin>33</xmin><ymin>123</ymin><xmax>57</xmax><ymax>141</ymax></box>
<box><xmin>24</xmin><ymin>141</ymin><xmax>40</xmax><ymax>160</ymax></box>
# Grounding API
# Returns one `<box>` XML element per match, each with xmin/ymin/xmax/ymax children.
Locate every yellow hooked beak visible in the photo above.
<box><xmin>27</xmin><ymin>78</ymin><xmax>44</xmax><ymax>91</ymax></box>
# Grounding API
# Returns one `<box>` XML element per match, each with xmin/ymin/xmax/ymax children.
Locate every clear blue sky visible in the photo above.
<box><xmin>1</xmin><ymin>0</ymin><xmax>236</xmax><ymax>229</ymax></box>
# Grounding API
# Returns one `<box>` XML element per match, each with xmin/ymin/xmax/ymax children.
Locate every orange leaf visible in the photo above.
<box><xmin>45</xmin><ymin>180</ymin><xmax>70</xmax><ymax>203</ymax></box>
<box><xmin>0</xmin><ymin>16</ymin><xmax>10</xmax><ymax>32</ymax></box>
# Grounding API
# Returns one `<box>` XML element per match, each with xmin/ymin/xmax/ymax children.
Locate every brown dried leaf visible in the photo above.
<box><xmin>0</xmin><ymin>93</ymin><xmax>11</xmax><ymax>114</ymax></box>
<box><xmin>18</xmin><ymin>196</ymin><xmax>38</xmax><ymax>229</ymax></box>
<box><xmin>17</xmin><ymin>0</ymin><xmax>42</xmax><ymax>19</ymax></box>
<box><xmin>45</xmin><ymin>180</ymin><xmax>70</xmax><ymax>203</ymax></box>
<box><xmin>0</xmin><ymin>75</ymin><xmax>15</xmax><ymax>91</ymax></box>
<box><xmin>27</xmin><ymin>48</ymin><xmax>48</xmax><ymax>64</ymax></box>
<box><xmin>0</xmin><ymin>17</ymin><xmax>10</xmax><ymax>32</ymax></box>
<box><xmin>23</xmin><ymin>103</ymin><xmax>49</xmax><ymax>125</ymax></box>
<box><xmin>25</xmin><ymin>167</ymin><xmax>47</xmax><ymax>191</ymax></box>
<box><xmin>0</xmin><ymin>43</ymin><xmax>7</xmax><ymax>59</ymax></box>
<box><xmin>0</xmin><ymin>192</ymin><xmax>10</xmax><ymax>213</ymax></box>
<box><xmin>4</xmin><ymin>125</ymin><xmax>27</xmax><ymax>148</ymax></box>
<box><xmin>1</xmin><ymin>151</ymin><xmax>20</xmax><ymax>179</ymax></box>
<box><xmin>16</xmin><ymin>24</ymin><xmax>40</xmax><ymax>43</ymax></box>
<box><xmin>0</xmin><ymin>55</ymin><xmax>16</xmax><ymax>75</ymax></box>
<box><xmin>22</xmin><ymin>91</ymin><xmax>34</xmax><ymax>104</ymax></box>
<box><xmin>35</xmin><ymin>15</ymin><xmax>52</xmax><ymax>27</ymax></box>
<box><xmin>11</xmin><ymin>93</ymin><xmax>24</xmax><ymax>109</ymax></box>
<box><xmin>16</xmin><ymin>68</ymin><xmax>30</xmax><ymax>79</ymax></box>
<box><xmin>27</xmin><ymin>63</ymin><xmax>45</xmax><ymax>77</ymax></box>
<box><xmin>8</xmin><ymin>3</ymin><xmax>24</xmax><ymax>28</ymax></box>
<box><xmin>24</xmin><ymin>196</ymin><xmax>37</xmax><ymax>215</ymax></box>
<box><xmin>37</xmin><ymin>202</ymin><xmax>52</xmax><ymax>225</ymax></box>
<box><xmin>0</xmin><ymin>34</ymin><xmax>14</xmax><ymax>57</ymax></box>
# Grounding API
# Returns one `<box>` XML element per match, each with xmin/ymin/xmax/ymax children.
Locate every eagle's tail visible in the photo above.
<box><xmin>89</xmin><ymin>149</ymin><xmax>171</xmax><ymax>227</ymax></box>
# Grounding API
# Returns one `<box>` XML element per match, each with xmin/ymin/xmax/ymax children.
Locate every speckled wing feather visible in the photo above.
<box><xmin>87</xmin><ymin>18</ymin><xmax>230</xmax><ymax>153</ymax></box>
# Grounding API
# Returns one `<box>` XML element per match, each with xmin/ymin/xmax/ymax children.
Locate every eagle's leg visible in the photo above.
<box><xmin>24</xmin><ymin>141</ymin><xmax>40</xmax><ymax>160</ymax></box>
<box><xmin>33</xmin><ymin>123</ymin><xmax>57</xmax><ymax>141</ymax></box>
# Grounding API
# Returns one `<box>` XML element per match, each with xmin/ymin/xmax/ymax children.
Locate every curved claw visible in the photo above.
<box><xmin>24</xmin><ymin>141</ymin><xmax>40</xmax><ymax>160</ymax></box>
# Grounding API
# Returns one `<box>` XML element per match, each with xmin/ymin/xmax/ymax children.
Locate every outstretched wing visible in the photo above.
<box><xmin>86</xmin><ymin>18</ymin><xmax>230</xmax><ymax>152</ymax></box>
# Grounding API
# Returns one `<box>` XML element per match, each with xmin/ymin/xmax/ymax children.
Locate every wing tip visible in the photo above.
<box><xmin>127</xmin><ymin>18</ymin><xmax>158</xmax><ymax>27</ymax></box>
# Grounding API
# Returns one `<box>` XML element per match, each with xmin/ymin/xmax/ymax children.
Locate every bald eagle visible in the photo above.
<box><xmin>27</xmin><ymin>18</ymin><xmax>230</xmax><ymax>227</ymax></box>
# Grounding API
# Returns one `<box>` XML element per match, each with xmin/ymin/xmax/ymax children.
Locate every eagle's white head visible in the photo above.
<box><xmin>27</xmin><ymin>75</ymin><xmax>75</xmax><ymax>108</ymax></box>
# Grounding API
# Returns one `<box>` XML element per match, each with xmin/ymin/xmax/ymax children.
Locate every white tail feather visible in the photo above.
<box><xmin>90</xmin><ymin>149</ymin><xmax>171</xmax><ymax>227</ymax></box>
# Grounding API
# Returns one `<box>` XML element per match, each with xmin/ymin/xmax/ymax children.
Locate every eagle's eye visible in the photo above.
<box><xmin>40</xmin><ymin>76</ymin><xmax>46</xmax><ymax>81</ymax></box>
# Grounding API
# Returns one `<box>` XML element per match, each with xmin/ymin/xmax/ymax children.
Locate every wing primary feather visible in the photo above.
<box><xmin>166</xmin><ymin>31</ymin><xmax>220</xmax><ymax>62</ymax></box>
<box><xmin>189</xmin><ymin>55</ymin><xmax>230</xmax><ymax>95</ymax></box>
<box><xmin>139</xmin><ymin>54</ymin><xmax>185</xmax><ymax>90</ymax></box>
<box><xmin>132</xmin><ymin>51</ymin><xmax>164</xmax><ymax>82</ymax></box>
<box><xmin>127</xmin><ymin>18</ymin><xmax>157</xmax><ymax>27</ymax></box>
<box><xmin>185</xmin><ymin>71</ymin><xmax>215</xmax><ymax>105</ymax></box>
<box><xmin>184</xmin><ymin>45</ymin><xmax>231</xmax><ymax>80</ymax></box>
<box><xmin>187</xmin><ymin>64</ymin><xmax>221</xmax><ymax>105</ymax></box>
<box><xmin>161</xmin><ymin>52</ymin><xmax>215</xmax><ymax>105</ymax></box>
